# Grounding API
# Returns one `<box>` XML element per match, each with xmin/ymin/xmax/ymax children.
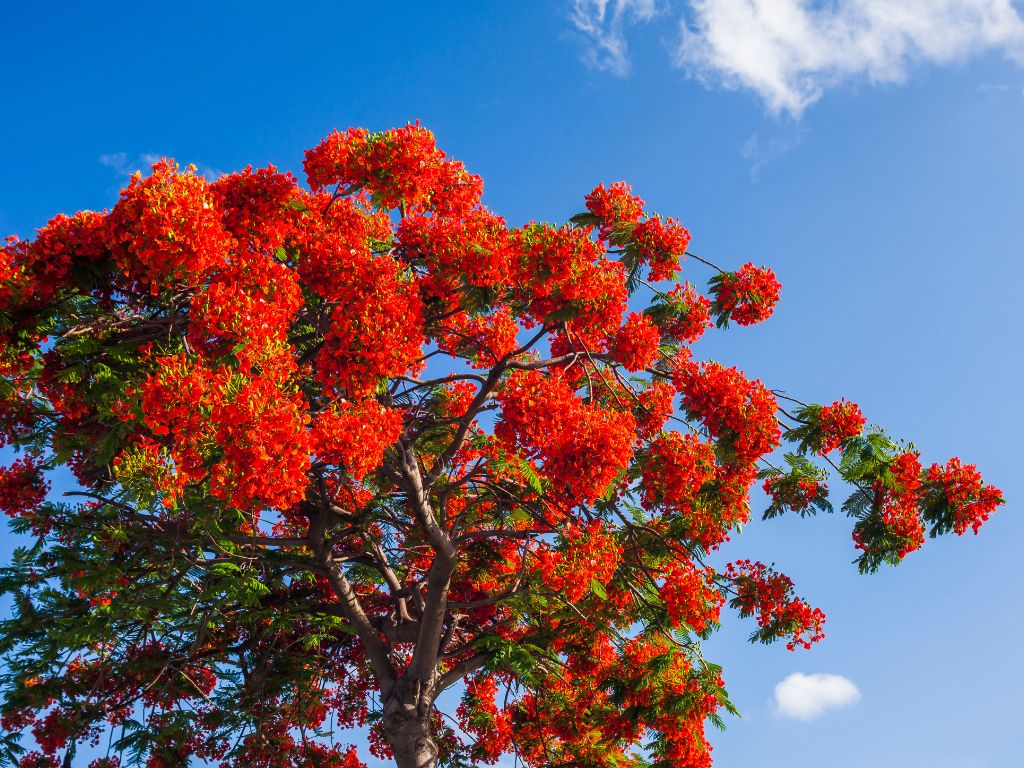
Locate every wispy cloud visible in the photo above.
<box><xmin>99</xmin><ymin>152</ymin><xmax>140</xmax><ymax>177</ymax></box>
<box><xmin>975</xmin><ymin>80</ymin><xmax>1024</xmax><ymax>93</ymax></box>
<box><xmin>568</xmin><ymin>1</ymin><xmax>1024</xmax><ymax>115</ymax></box>
<box><xmin>739</xmin><ymin>127</ymin><xmax>806</xmax><ymax>179</ymax></box>
<box><xmin>100</xmin><ymin>152</ymin><xmax>225</xmax><ymax>180</ymax></box>
<box><xmin>569</xmin><ymin>0</ymin><xmax>660</xmax><ymax>76</ymax></box>
<box><xmin>774</xmin><ymin>672</ymin><xmax>861</xmax><ymax>720</ymax></box>
<box><xmin>677</xmin><ymin>0</ymin><xmax>1024</xmax><ymax>115</ymax></box>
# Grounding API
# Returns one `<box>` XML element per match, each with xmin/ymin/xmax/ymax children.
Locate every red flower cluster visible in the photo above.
<box><xmin>926</xmin><ymin>457</ymin><xmax>1003</xmax><ymax>535</ymax></box>
<box><xmin>15</xmin><ymin>753</ymin><xmax>59</xmax><ymax>768</ymax></box>
<box><xmin>636</xmin><ymin>380</ymin><xmax>675</xmax><ymax>439</ymax></box>
<box><xmin>0</xmin><ymin>243</ymin><xmax>24</xmax><ymax>311</ymax></box>
<box><xmin>817</xmin><ymin>399</ymin><xmax>866</xmax><ymax>454</ymax></box>
<box><xmin>535</xmin><ymin>521</ymin><xmax>622</xmax><ymax>602</ymax></box>
<box><xmin>438</xmin><ymin>381</ymin><xmax>478</xmax><ymax>419</ymax></box>
<box><xmin>642</xmin><ymin>433</ymin><xmax>717</xmax><ymax>511</ymax></box>
<box><xmin>711</xmin><ymin>264</ymin><xmax>780</xmax><ymax>326</ymax></box>
<box><xmin>315</xmin><ymin>254</ymin><xmax>425</xmax><ymax>398</ymax></box>
<box><xmin>875</xmin><ymin>451</ymin><xmax>925</xmax><ymax>559</ymax></box>
<box><xmin>664</xmin><ymin>282</ymin><xmax>713</xmax><ymax>344</ymax></box>
<box><xmin>311</xmin><ymin>401</ymin><xmax>404</xmax><ymax>481</ymax></box>
<box><xmin>293</xmin><ymin>194</ymin><xmax>392</xmax><ymax>304</ymax></box>
<box><xmin>725</xmin><ymin>560</ymin><xmax>826</xmax><ymax>651</ymax></box>
<box><xmin>435</xmin><ymin>306</ymin><xmax>520</xmax><ymax>370</ymax></box>
<box><xmin>516</xmin><ymin>632</ymin><xmax>721</xmax><ymax>768</ymax></box>
<box><xmin>398</xmin><ymin>208</ymin><xmax>512</xmax><ymax>295</ymax></box>
<box><xmin>585</xmin><ymin>182</ymin><xmax>645</xmax><ymax>241</ymax></box>
<box><xmin>0</xmin><ymin>454</ymin><xmax>49</xmax><ymax>518</ymax></box>
<box><xmin>456</xmin><ymin>675</ymin><xmax>513</xmax><ymax>763</ymax></box>
<box><xmin>641</xmin><ymin>433</ymin><xmax>747</xmax><ymax>548</ymax></box>
<box><xmin>106</xmin><ymin>159</ymin><xmax>228</xmax><ymax>293</ymax></box>
<box><xmin>210</xmin><ymin>165</ymin><xmax>302</xmax><ymax>250</ymax></box>
<box><xmin>632</xmin><ymin>215</ymin><xmax>691</xmax><ymax>282</ymax></box>
<box><xmin>762</xmin><ymin>474</ymin><xmax>824</xmax><ymax>513</ymax></box>
<box><xmin>497</xmin><ymin>370</ymin><xmax>635</xmax><ymax>503</ymax></box>
<box><xmin>208</xmin><ymin>371</ymin><xmax>311</xmax><ymax>511</ymax></box>
<box><xmin>135</xmin><ymin>355</ymin><xmax>311</xmax><ymax>511</ymax></box>
<box><xmin>190</xmin><ymin>251</ymin><xmax>303</xmax><ymax>356</ymax></box>
<box><xmin>661</xmin><ymin>559</ymin><xmax>724</xmax><ymax>632</ymax></box>
<box><xmin>31</xmin><ymin>708</ymin><xmax>72</xmax><ymax>756</ymax></box>
<box><xmin>675</xmin><ymin>361</ymin><xmax>780</xmax><ymax>465</ymax></box>
<box><xmin>304</xmin><ymin>123</ymin><xmax>483</xmax><ymax>215</ymax></box>
<box><xmin>18</xmin><ymin>212</ymin><xmax>107</xmax><ymax>306</ymax></box>
<box><xmin>511</xmin><ymin>225</ymin><xmax>627</xmax><ymax>347</ymax></box>
<box><xmin>609</xmin><ymin>312</ymin><xmax>661</xmax><ymax>372</ymax></box>
<box><xmin>301</xmin><ymin>127</ymin><xmax>370</xmax><ymax>190</ymax></box>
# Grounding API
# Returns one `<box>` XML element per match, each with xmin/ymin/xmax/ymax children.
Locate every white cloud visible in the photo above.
<box><xmin>739</xmin><ymin>126</ymin><xmax>807</xmax><ymax>178</ymax></box>
<box><xmin>569</xmin><ymin>0</ymin><xmax>661</xmax><ymax>76</ymax></box>
<box><xmin>100</xmin><ymin>152</ymin><xmax>224</xmax><ymax>180</ymax></box>
<box><xmin>774</xmin><ymin>672</ymin><xmax>861</xmax><ymax>720</ymax></box>
<box><xmin>568</xmin><ymin>1</ymin><xmax>1024</xmax><ymax>114</ymax></box>
<box><xmin>98</xmin><ymin>152</ymin><xmax>134</xmax><ymax>176</ymax></box>
<box><xmin>676</xmin><ymin>0</ymin><xmax>1024</xmax><ymax>115</ymax></box>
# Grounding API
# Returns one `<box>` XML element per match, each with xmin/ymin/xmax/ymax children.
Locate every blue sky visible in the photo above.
<box><xmin>2</xmin><ymin>1</ymin><xmax>1023</xmax><ymax>765</ymax></box>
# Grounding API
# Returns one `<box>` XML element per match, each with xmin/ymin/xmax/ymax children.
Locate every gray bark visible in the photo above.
<box><xmin>383</xmin><ymin>695</ymin><xmax>438</xmax><ymax>768</ymax></box>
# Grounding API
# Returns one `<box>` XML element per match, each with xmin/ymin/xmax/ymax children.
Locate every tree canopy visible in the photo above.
<box><xmin>0</xmin><ymin>124</ymin><xmax>1004</xmax><ymax>768</ymax></box>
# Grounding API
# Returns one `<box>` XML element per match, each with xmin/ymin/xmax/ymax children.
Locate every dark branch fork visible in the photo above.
<box><xmin>65</xmin><ymin>275</ymin><xmax>820</xmax><ymax>753</ymax></box>
<box><xmin>68</xmin><ymin>296</ymin><xmax>837</xmax><ymax>724</ymax></box>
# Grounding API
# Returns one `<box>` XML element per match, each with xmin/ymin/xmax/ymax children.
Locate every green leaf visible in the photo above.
<box><xmin>569</xmin><ymin>211</ymin><xmax>599</xmax><ymax>227</ymax></box>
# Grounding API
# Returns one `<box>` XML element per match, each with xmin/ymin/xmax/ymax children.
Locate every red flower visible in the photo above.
<box><xmin>763</xmin><ymin>474</ymin><xmax>824</xmax><ymax>513</ymax></box>
<box><xmin>926</xmin><ymin>457</ymin><xmax>1003</xmax><ymax>535</ymax></box>
<box><xmin>497</xmin><ymin>369</ymin><xmax>635</xmax><ymax>504</ymax></box>
<box><xmin>632</xmin><ymin>215</ymin><xmax>691</xmax><ymax>282</ymax></box>
<box><xmin>609</xmin><ymin>312</ymin><xmax>661</xmax><ymax>372</ymax></box>
<box><xmin>726</xmin><ymin>560</ymin><xmax>826</xmax><ymax>650</ymax></box>
<box><xmin>663</xmin><ymin>282</ymin><xmax>713</xmax><ymax>344</ymax></box>
<box><xmin>0</xmin><ymin>454</ymin><xmax>49</xmax><ymax>519</ymax></box>
<box><xmin>661</xmin><ymin>559</ymin><xmax>723</xmax><ymax>632</ymax></box>
<box><xmin>535</xmin><ymin>521</ymin><xmax>622</xmax><ymax>602</ymax></box>
<box><xmin>861</xmin><ymin>451</ymin><xmax>926</xmax><ymax>559</ymax></box>
<box><xmin>711</xmin><ymin>263</ymin><xmax>781</xmax><ymax>326</ymax></box>
<box><xmin>674</xmin><ymin>360</ymin><xmax>781</xmax><ymax>465</ymax></box>
<box><xmin>585</xmin><ymin>181</ymin><xmax>645</xmax><ymax>241</ymax></box>
<box><xmin>817</xmin><ymin>399</ymin><xmax>866</xmax><ymax>454</ymax></box>
<box><xmin>636</xmin><ymin>380</ymin><xmax>675</xmax><ymax>439</ymax></box>
<box><xmin>106</xmin><ymin>159</ymin><xmax>229</xmax><ymax>293</ymax></box>
<box><xmin>642</xmin><ymin>432</ymin><xmax>717</xmax><ymax>512</ymax></box>
<box><xmin>311</xmin><ymin>401</ymin><xmax>404</xmax><ymax>481</ymax></box>
<box><xmin>315</xmin><ymin>253</ymin><xmax>425</xmax><ymax>399</ymax></box>
<box><xmin>304</xmin><ymin>123</ymin><xmax>483</xmax><ymax>215</ymax></box>
<box><xmin>210</xmin><ymin>164</ymin><xmax>302</xmax><ymax>250</ymax></box>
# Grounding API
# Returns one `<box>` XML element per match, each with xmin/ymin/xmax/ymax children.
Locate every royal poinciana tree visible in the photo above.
<box><xmin>0</xmin><ymin>125</ymin><xmax>1004</xmax><ymax>768</ymax></box>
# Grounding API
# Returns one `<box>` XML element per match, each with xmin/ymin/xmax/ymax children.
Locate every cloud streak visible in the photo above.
<box><xmin>100</xmin><ymin>152</ymin><xmax>225</xmax><ymax>180</ymax></box>
<box><xmin>774</xmin><ymin>672</ymin><xmax>861</xmax><ymax>720</ymax></box>
<box><xmin>677</xmin><ymin>0</ymin><xmax>1024</xmax><ymax>115</ymax></box>
<box><xmin>570</xmin><ymin>1</ymin><xmax>1024</xmax><ymax>115</ymax></box>
<box><xmin>569</xmin><ymin>0</ymin><xmax>660</xmax><ymax>76</ymax></box>
<box><xmin>739</xmin><ymin>127</ymin><xmax>807</xmax><ymax>178</ymax></box>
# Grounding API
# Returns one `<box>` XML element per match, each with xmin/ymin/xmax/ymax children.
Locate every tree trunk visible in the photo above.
<box><xmin>383</xmin><ymin>699</ymin><xmax>438</xmax><ymax>768</ymax></box>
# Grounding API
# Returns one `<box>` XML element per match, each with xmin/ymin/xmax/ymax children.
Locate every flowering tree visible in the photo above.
<box><xmin>0</xmin><ymin>125</ymin><xmax>1004</xmax><ymax>768</ymax></box>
